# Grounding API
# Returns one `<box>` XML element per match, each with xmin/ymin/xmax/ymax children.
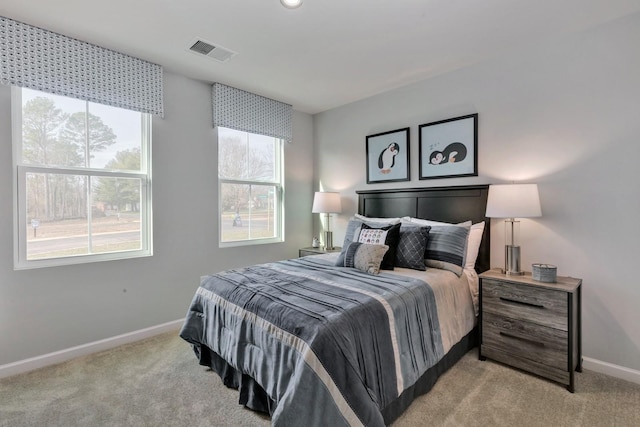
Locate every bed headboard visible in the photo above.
<box><xmin>356</xmin><ymin>184</ymin><xmax>490</xmax><ymax>273</ymax></box>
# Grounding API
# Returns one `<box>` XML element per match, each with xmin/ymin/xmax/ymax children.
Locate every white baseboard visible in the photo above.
<box><xmin>0</xmin><ymin>319</ymin><xmax>183</xmax><ymax>379</ymax></box>
<box><xmin>583</xmin><ymin>356</ymin><xmax>640</xmax><ymax>385</ymax></box>
<box><xmin>3</xmin><ymin>323</ymin><xmax>639</xmax><ymax>387</ymax></box>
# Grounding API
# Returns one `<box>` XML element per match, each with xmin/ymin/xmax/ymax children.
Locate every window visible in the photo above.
<box><xmin>218</xmin><ymin>127</ymin><xmax>284</xmax><ymax>246</ymax></box>
<box><xmin>12</xmin><ymin>87</ymin><xmax>152</xmax><ymax>269</ymax></box>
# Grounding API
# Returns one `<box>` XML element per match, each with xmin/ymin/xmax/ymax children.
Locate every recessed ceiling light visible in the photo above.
<box><xmin>281</xmin><ymin>0</ymin><xmax>302</xmax><ymax>9</ymax></box>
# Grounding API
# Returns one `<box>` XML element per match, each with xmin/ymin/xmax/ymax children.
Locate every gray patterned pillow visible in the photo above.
<box><xmin>343</xmin><ymin>242</ymin><xmax>389</xmax><ymax>275</ymax></box>
<box><xmin>335</xmin><ymin>218</ymin><xmax>398</xmax><ymax>268</ymax></box>
<box><xmin>396</xmin><ymin>225</ymin><xmax>431</xmax><ymax>270</ymax></box>
<box><xmin>425</xmin><ymin>225</ymin><xmax>470</xmax><ymax>276</ymax></box>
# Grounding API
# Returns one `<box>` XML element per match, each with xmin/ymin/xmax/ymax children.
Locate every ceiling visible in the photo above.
<box><xmin>2</xmin><ymin>0</ymin><xmax>640</xmax><ymax>114</ymax></box>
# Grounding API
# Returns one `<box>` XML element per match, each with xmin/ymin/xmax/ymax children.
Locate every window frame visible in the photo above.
<box><xmin>12</xmin><ymin>87</ymin><xmax>153</xmax><ymax>270</ymax></box>
<box><xmin>217</xmin><ymin>127</ymin><xmax>285</xmax><ymax>248</ymax></box>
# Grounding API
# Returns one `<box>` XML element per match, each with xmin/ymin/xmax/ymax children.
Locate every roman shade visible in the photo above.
<box><xmin>212</xmin><ymin>83</ymin><xmax>292</xmax><ymax>143</ymax></box>
<box><xmin>0</xmin><ymin>16</ymin><xmax>164</xmax><ymax>116</ymax></box>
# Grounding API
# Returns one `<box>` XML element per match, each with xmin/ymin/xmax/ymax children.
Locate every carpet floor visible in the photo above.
<box><xmin>1</xmin><ymin>329</ymin><xmax>639</xmax><ymax>426</ymax></box>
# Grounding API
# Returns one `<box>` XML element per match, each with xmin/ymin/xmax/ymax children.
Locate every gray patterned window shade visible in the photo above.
<box><xmin>212</xmin><ymin>83</ymin><xmax>292</xmax><ymax>143</ymax></box>
<box><xmin>0</xmin><ymin>16</ymin><xmax>163</xmax><ymax>116</ymax></box>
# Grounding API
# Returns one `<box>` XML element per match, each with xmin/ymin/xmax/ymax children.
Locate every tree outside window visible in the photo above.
<box><xmin>218</xmin><ymin>127</ymin><xmax>283</xmax><ymax>245</ymax></box>
<box><xmin>13</xmin><ymin>88</ymin><xmax>151</xmax><ymax>268</ymax></box>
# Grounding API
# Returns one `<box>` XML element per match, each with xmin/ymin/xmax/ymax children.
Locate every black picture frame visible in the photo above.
<box><xmin>366</xmin><ymin>127</ymin><xmax>410</xmax><ymax>184</ymax></box>
<box><xmin>419</xmin><ymin>114</ymin><xmax>478</xmax><ymax>180</ymax></box>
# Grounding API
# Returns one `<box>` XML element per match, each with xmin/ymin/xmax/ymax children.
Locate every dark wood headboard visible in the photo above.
<box><xmin>356</xmin><ymin>185</ymin><xmax>490</xmax><ymax>273</ymax></box>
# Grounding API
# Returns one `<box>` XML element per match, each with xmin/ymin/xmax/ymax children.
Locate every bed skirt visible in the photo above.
<box><xmin>189</xmin><ymin>326</ymin><xmax>478</xmax><ymax>425</ymax></box>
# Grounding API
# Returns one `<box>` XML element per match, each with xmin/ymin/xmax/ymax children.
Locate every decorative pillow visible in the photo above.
<box><xmin>343</xmin><ymin>217</ymin><xmax>397</xmax><ymax>245</ymax></box>
<box><xmin>356</xmin><ymin>223</ymin><xmax>401</xmax><ymax>270</ymax></box>
<box><xmin>408</xmin><ymin>217</ymin><xmax>483</xmax><ymax>271</ymax></box>
<box><xmin>425</xmin><ymin>225</ymin><xmax>470</xmax><ymax>276</ymax></box>
<box><xmin>342</xmin><ymin>218</ymin><xmax>366</xmax><ymax>247</ymax></box>
<box><xmin>395</xmin><ymin>225</ymin><xmax>431</xmax><ymax>271</ymax></box>
<box><xmin>357</xmin><ymin>225</ymin><xmax>390</xmax><ymax>245</ymax></box>
<box><xmin>336</xmin><ymin>218</ymin><xmax>399</xmax><ymax>268</ymax></box>
<box><xmin>343</xmin><ymin>242</ymin><xmax>389</xmax><ymax>275</ymax></box>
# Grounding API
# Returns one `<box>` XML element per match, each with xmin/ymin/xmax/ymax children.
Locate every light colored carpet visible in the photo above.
<box><xmin>1</xmin><ymin>329</ymin><xmax>639</xmax><ymax>426</ymax></box>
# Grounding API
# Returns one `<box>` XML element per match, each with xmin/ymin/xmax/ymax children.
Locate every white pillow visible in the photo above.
<box><xmin>408</xmin><ymin>217</ymin><xmax>472</xmax><ymax>227</ymax></box>
<box><xmin>407</xmin><ymin>217</ymin><xmax>484</xmax><ymax>271</ymax></box>
<box><xmin>464</xmin><ymin>221</ymin><xmax>485</xmax><ymax>271</ymax></box>
<box><xmin>354</xmin><ymin>214</ymin><xmax>402</xmax><ymax>224</ymax></box>
<box><xmin>357</xmin><ymin>227</ymin><xmax>390</xmax><ymax>245</ymax></box>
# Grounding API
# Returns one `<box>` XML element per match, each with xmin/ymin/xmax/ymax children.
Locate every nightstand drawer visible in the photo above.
<box><xmin>482</xmin><ymin>312</ymin><xmax>567</xmax><ymax>369</ymax></box>
<box><xmin>482</xmin><ymin>279</ymin><xmax>568</xmax><ymax>331</ymax></box>
<box><xmin>299</xmin><ymin>249</ymin><xmax>321</xmax><ymax>257</ymax></box>
<box><xmin>479</xmin><ymin>270</ymin><xmax>582</xmax><ymax>392</ymax></box>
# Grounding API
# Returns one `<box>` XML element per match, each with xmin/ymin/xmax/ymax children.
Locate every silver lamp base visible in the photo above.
<box><xmin>324</xmin><ymin>231</ymin><xmax>334</xmax><ymax>251</ymax></box>
<box><xmin>505</xmin><ymin>245</ymin><xmax>524</xmax><ymax>275</ymax></box>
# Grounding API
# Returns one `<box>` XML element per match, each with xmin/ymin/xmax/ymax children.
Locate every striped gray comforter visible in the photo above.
<box><xmin>180</xmin><ymin>256</ymin><xmax>454</xmax><ymax>426</ymax></box>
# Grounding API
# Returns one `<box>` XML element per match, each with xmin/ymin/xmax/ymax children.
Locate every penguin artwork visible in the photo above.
<box><xmin>429</xmin><ymin>142</ymin><xmax>467</xmax><ymax>165</ymax></box>
<box><xmin>378</xmin><ymin>143</ymin><xmax>400</xmax><ymax>174</ymax></box>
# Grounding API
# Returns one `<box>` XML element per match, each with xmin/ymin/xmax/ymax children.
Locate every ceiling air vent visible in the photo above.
<box><xmin>188</xmin><ymin>39</ymin><xmax>236</xmax><ymax>63</ymax></box>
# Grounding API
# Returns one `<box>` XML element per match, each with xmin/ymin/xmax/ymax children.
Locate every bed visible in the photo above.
<box><xmin>180</xmin><ymin>185</ymin><xmax>490</xmax><ymax>426</ymax></box>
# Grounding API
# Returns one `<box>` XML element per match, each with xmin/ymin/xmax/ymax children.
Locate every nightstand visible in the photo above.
<box><xmin>479</xmin><ymin>269</ymin><xmax>582</xmax><ymax>392</ymax></box>
<box><xmin>299</xmin><ymin>247</ymin><xmax>341</xmax><ymax>257</ymax></box>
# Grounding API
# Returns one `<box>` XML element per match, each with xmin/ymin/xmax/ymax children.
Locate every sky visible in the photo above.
<box><xmin>22</xmin><ymin>88</ymin><xmax>142</xmax><ymax>169</ymax></box>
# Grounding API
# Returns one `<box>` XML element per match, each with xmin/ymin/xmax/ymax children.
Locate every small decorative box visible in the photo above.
<box><xmin>532</xmin><ymin>264</ymin><xmax>557</xmax><ymax>283</ymax></box>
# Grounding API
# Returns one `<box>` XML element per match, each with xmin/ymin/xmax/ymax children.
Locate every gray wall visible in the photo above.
<box><xmin>0</xmin><ymin>71</ymin><xmax>314</xmax><ymax>365</ymax></box>
<box><xmin>314</xmin><ymin>13</ymin><xmax>640</xmax><ymax>372</ymax></box>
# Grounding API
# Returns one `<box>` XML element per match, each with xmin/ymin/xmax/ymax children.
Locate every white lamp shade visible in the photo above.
<box><xmin>281</xmin><ymin>0</ymin><xmax>302</xmax><ymax>8</ymax></box>
<box><xmin>486</xmin><ymin>184</ymin><xmax>542</xmax><ymax>218</ymax></box>
<box><xmin>312</xmin><ymin>192</ymin><xmax>342</xmax><ymax>214</ymax></box>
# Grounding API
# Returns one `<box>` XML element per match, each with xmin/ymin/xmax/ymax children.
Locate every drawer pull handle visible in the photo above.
<box><xmin>499</xmin><ymin>331</ymin><xmax>545</xmax><ymax>348</ymax></box>
<box><xmin>499</xmin><ymin>297</ymin><xmax>544</xmax><ymax>309</ymax></box>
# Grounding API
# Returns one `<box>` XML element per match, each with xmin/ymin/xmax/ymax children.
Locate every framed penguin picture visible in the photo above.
<box><xmin>419</xmin><ymin>114</ymin><xmax>478</xmax><ymax>180</ymax></box>
<box><xmin>366</xmin><ymin>127</ymin><xmax>410</xmax><ymax>184</ymax></box>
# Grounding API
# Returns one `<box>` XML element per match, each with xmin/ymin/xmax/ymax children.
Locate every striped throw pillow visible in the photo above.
<box><xmin>425</xmin><ymin>225</ymin><xmax>470</xmax><ymax>276</ymax></box>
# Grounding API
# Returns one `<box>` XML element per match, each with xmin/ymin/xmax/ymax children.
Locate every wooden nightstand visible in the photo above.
<box><xmin>479</xmin><ymin>269</ymin><xmax>582</xmax><ymax>392</ymax></box>
<box><xmin>299</xmin><ymin>247</ymin><xmax>341</xmax><ymax>257</ymax></box>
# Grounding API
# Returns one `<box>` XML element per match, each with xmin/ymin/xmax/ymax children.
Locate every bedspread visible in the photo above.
<box><xmin>180</xmin><ymin>256</ymin><xmax>470</xmax><ymax>426</ymax></box>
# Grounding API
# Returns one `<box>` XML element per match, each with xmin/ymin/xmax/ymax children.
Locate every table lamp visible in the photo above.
<box><xmin>486</xmin><ymin>184</ymin><xmax>542</xmax><ymax>275</ymax></box>
<box><xmin>312</xmin><ymin>192</ymin><xmax>342</xmax><ymax>250</ymax></box>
